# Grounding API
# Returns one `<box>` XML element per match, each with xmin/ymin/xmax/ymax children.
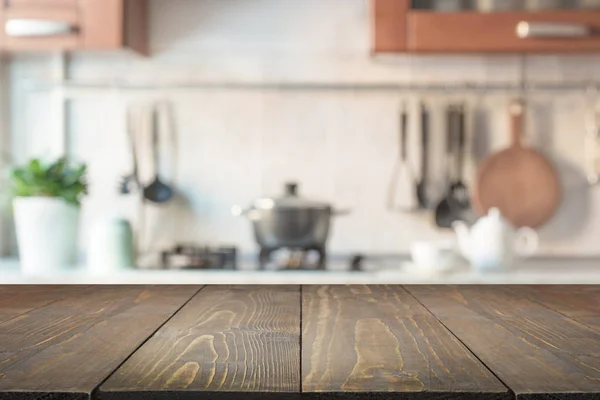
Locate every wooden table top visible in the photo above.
<box><xmin>0</xmin><ymin>285</ymin><xmax>598</xmax><ymax>399</ymax></box>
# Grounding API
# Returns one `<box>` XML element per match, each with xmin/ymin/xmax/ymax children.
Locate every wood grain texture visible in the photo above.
<box><xmin>0</xmin><ymin>286</ymin><xmax>89</xmax><ymax>324</ymax></box>
<box><xmin>100</xmin><ymin>285</ymin><xmax>301</xmax><ymax>400</ymax></box>
<box><xmin>500</xmin><ymin>285</ymin><xmax>600</xmax><ymax>334</ymax></box>
<box><xmin>1</xmin><ymin>285</ymin><xmax>599</xmax><ymax>399</ymax></box>
<box><xmin>409</xmin><ymin>11</ymin><xmax>600</xmax><ymax>53</ymax></box>
<box><xmin>0</xmin><ymin>285</ymin><xmax>199</xmax><ymax>400</ymax></box>
<box><xmin>301</xmin><ymin>285</ymin><xmax>510</xmax><ymax>399</ymax></box>
<box><xmin>407</xmin><ymin>285</ymin><xmax>600</xmax><ymax>399</ymax></box>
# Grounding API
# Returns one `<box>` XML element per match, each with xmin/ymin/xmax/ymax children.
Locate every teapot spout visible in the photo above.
<box><xmin>452</xmin><ymin>220</ymin><xmax>471</xmax><ymax>259</ymax></box>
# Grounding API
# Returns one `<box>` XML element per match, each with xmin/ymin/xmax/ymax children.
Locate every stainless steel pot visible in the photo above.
<box><xmin>232</xmin><ymin>183</ymin><xmax>347</xmax><ymax>249</ymax></box>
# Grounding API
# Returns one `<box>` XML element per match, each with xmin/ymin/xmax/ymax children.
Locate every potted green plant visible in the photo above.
<box><xmin>10</xmin><ymin>157</ymin><xmax>87</xmax><ymax>275</ymax></box>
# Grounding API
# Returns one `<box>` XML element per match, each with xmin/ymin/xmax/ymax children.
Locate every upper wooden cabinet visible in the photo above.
<box><xmin>372</xmin><ymin>0</ymin><xmax>600</xmax><ymax>53</ymax></box>
<box><xmin>0</xmin><ymin>0</ymin><xmax>148</xmax><ymax>54</ymax></box>
<box><xmin>7</xmin><ymin>0</ymin><xmax>78</xmax><ymax>6</ymax></box>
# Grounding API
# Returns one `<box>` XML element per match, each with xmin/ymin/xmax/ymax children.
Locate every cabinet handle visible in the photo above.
<box><xmin>516</xmin><ymin>21</ymin><xmax>590</xmax><ymax>38</ymax></box>
<box><xmin>5</xmin><ymin>19</ymin><xmax>77</xmax><ymax>37</ymax></box>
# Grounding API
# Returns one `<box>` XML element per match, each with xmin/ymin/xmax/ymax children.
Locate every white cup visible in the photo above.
<box><xmin>410</xmin><ymin>240</ymin><xmax>461</xmax><ymax>275</ymax></box>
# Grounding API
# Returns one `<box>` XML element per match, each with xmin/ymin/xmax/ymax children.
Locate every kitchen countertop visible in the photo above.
<box><xmin>0</xmin><ymin>285</ymin><xmax>598</xmax><ymax>399</ymax></box>
<box><xmin>1</xmin><ymin>257</ymin><xmax>600</xmax><ymax>284</ymax></box>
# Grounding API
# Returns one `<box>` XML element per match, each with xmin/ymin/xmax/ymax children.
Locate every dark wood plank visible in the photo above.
<box><xmin>0</xmin><ymin>286</ymin><xmax>89</xmax><ymax>324</ymax></box>
<box><xmin>407</xmin><ymin>285</ymin><xmax>600</xmax><ymax>399</ymax></box>
<box><xmin>0</xmin><ymin>285</ymin><xmax>200</xmax><ymax>400</ymax></box>
<box><xmin>301</xmin><ymin>285</ymin><xmax>510</xmax><ymax>399</ymax></box>
<box><xmin>100</xmin><ymin>285</ymin><xmax>301</xmax><ymax>400</ymax></box>
<box><xmin>514</xmin><ymin>285</ymin><xmax>600</xmax><ymax>332</ymax></box>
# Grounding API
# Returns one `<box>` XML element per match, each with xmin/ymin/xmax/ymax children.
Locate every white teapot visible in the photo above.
<box><xmin>452</xmin><ymin>208</ymin><xmax>539</xmax><ymax>272</ymax></box>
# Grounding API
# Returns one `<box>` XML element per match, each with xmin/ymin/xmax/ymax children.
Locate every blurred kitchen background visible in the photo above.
<box><xmin>2</xmin><ymin>0</ymin><xmax>600</xmax><ymax>282</ymax></box>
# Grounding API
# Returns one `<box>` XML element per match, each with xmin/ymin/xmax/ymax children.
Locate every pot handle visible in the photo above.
<box><xmin>231</xmin><ymin>205</ymin><xmax>261</xmax><ymax>220</ymax></box>
<box><xmin>333</xmin><ymin>209</ymin><xmax>351</xmax><ymax>216</ymax></box>
<box><xmin>231</xmin><ymin>205</ymin><xmax>245</xmax><ymax>216</ymax></box>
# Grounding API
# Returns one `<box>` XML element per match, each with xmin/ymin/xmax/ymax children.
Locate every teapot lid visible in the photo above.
<box><xmin>476</xmin><ymin>207</ymin><xmax>512</xmax><ymax>228</ymax></box>
<box><xmin>488</xmin><ymin>207</ymin><xmax>503</xmax><ymax>221</ymax></box>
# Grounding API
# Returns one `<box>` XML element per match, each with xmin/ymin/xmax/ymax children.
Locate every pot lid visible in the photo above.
<box><xmin>253</xmin><ymin>182</ymin><xmax>330</xmax><ymax>210</ymax></box>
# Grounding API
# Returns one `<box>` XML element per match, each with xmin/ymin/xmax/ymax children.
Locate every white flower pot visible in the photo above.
<box><xmin>13</xmin><ymin>197</ymin><xmax>79</xmax><ymax>275</ymax></box>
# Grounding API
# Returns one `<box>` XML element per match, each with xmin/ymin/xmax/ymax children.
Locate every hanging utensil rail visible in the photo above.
<box><xmin>20</xmin><ymin>79</ymin><xmax>600</xmax><ymax>94</ymax></box>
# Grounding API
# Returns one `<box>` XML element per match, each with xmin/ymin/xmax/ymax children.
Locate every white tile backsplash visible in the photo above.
<box><xmin>5</xmin><ymin>0</ymin><xmax>600</xmax><ymax>256</ymax></box>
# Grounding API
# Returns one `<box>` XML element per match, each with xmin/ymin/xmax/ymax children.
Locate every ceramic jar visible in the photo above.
<box><xmin>14</xmin><ymin>197</ymin><xmax>79</xmax><ymax>275</ymax></box>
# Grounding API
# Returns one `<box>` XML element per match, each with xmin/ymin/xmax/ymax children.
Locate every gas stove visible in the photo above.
<box><xmin>160</xmin><ymin>244</ymin><xmax>364</xmax><ymax>272</ymax></box>
<box><xmin>161</xmin><ymin>245</ymin><xmax>237</xmax><ymax>270</ymax></box>
<box><xmin>258</xmin><ymin>247</ymin><xmax>327</xmax><ymax>270</ymax></box>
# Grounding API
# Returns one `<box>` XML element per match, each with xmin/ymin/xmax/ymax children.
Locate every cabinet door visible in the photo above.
<box><xmin>0</xmin><ymin>4</ymin><xmax>3</xmax><ymax>49</ymax></box>
<box><xmin>372</xmin><ymin>0</ymin><xmax>600</xmax><ymax>53</ymax></box>
<box><xmin>371</xmin><ymin>0</ymin><xmax>410</xmax><ymax>52</ymax></box>
<box><xmin>80</xmin><ymin>0</ymin><xmax>122</xmax><ymax>48</ymax></box>
<box><xmin>5</xmin><ymin>0</ymin><xmax>77</xmax><ymax>7</ymax></box>
<box><xmin>409</xmin><ymin>11</ymin><xmax>600</xmax><ymax>53</ymax></box>
<box><xmin>1</xmin><ymin>0</ymin><xmax>81</xmax><ymax>50</ymax></box>
<box><xmin>80</xmin><ymin>0</ymin><xmax>147</xmax><ymax>54</ymax></box>
<box><xmin>0</xmin><ymin>0</ymin><xmax>147</xmax><ymax>54</ymax></box>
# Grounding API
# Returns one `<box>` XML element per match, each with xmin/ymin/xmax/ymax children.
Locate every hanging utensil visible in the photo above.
<box><xmin>585</xmin><ymin>97</ymin><xmax>600</xmax><ymax>185</ymax></box>
<box><xmin>388</xmin><ymin>104</ymin><xmax>417</xmax><ymax>211</ymax></box>
<box><xmin>143</xmin><ymin>105</ymin><xmax>174</xmax><ymax>204</ymax></box>
<box><xmin>472</xmin><ymin>100</ymin><xmax>561</xmax><ymax>228</ymax></box>
<box><xmin>450</xmin><ymin>103</ymin><xmax>470</xmax><ymax>210</ymax></box>
<box><xmin>119</xmin><ymin>106</ymin><xmax>140</xmax><ymax>195</ymax></box>
<box><xmin>416</xmin><ymin>102</ymin><xmax>430</xmax><ymax>209</ymax></box>
<box><xmin>435</xmin><ymin>104</ymin><xmax>459</xmax><ymax>228</ymax></box>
